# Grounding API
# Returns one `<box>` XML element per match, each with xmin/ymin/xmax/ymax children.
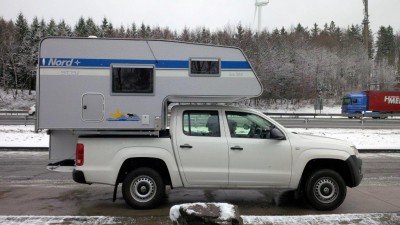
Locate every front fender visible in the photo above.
<box><xmin>289</xmin><ymin>149</ymin><xmax>350</xmax><ymax>189</ymax></box>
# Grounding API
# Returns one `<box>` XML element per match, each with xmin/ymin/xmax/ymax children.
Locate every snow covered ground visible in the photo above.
<box><xmin>0</xmin><ymin>125</ymin><xmax>398</xmax><ymax>150</ymax></box>
<box><xmin>0</xmin><ymin>89</ymin><xmax>35</xmax><ymax>111</ymax></box>
<box><xmin>0</xmin><ymin>125</ymin><xmax>48</xmax><ymax>147</ymax></box>
<box><xmin>0</xmin><ymin>213</ymin><xmax>399</xmax><ymax>225</ymax></box>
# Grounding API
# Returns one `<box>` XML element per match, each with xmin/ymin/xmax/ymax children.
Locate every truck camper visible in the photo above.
<box><xmin>38</xmin><ymin>38</ymin><xmax>362</xmax><ymax>211</ymax></box>
<box><xmin>37</xmin><ymin>37</ymin><xmax>262</xmax><ymax>160</ymax></box>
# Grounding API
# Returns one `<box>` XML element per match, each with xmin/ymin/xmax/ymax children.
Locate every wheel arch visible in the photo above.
<box><xmin>297</xmin><ymin>158</ymin><xmax>353</xmax><ymax>193</ymax></box>
<box><xmin>117</xmin><ymin>157</ymin><xmax>173</xmax><ymax>187</ymax></box>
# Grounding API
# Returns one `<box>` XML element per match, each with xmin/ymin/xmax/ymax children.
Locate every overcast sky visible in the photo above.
<box><xmin>1</xmin><ymin>0</ymin><xmax>399</xmax><ymax>34</ymax></box>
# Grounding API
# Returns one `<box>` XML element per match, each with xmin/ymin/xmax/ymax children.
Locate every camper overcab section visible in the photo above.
<box><xmin>37</xmin><ymin>38</ymin><xmax>262</xmax><ymax>160</ymax></box>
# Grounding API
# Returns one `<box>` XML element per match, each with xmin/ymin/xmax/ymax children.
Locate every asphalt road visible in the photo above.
<box><xmin>0</xmin><ymin>151</ymin><xmax>399</xmax><ymax>224</ymax></box>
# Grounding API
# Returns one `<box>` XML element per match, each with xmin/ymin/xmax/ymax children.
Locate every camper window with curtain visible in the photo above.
<box><xmin>190</xmin><ymin>58</ymin><xmax>220</xmax><ymax>77</ymax></box>
<box><xmin>111</xmin><ymin>66</ymin><xmax>154</xmax><ymax>94</ymax></box>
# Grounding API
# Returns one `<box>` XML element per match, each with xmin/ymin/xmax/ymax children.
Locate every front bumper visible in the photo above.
<box><xmin>345</xmin><ymin>155</ymin><xmax>363</xmax><ymax>187</ymax></box>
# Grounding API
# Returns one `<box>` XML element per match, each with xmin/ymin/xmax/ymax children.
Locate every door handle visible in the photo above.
<box><xmin>180</xmin><ymin>144</ymin><xmax>193</xmax><ymax>149</ymax></box>
<box><xmin>230</xmin><ymin>146</ymin><xmax>243</xmax><ymax>151</ymax></box>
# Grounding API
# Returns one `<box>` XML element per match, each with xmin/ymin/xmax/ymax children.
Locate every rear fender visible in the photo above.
<box><xmin>112</xmin><ymin>147</ymin><xmax>182</xmax><ymax>187</ymax></box>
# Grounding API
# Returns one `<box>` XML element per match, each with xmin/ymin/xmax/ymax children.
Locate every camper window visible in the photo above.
<box><xmin>111</xmin><ymin>65</ymin><xmax>154</xmax><ymax>94</ymax></box>
<box><xmin>190</xmin><ymin>58</ymin><xmax>220</xmax><ymax>77</ymax></box>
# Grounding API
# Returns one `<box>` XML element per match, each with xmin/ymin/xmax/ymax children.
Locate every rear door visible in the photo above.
<box><xmin>175</xmin><ymin>109</ymin><xmax>229</xmax><ymax>186</ymax></box>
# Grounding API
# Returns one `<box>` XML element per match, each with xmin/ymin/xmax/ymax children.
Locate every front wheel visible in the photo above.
<box><xmin>122</xmin><ymin>167</ymin><xmax>165</xmax><ymax>209</ymax></box>
<box><xmin>305</xmin><ymin>169</ymin><xmax>346</xmax><ymax>210</ymax></box>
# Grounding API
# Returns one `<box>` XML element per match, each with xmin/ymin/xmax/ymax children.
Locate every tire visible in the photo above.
<box><xmin>305</xmin><ymin>169</ymin><xmax>346</xmax><ymax>211</ymax></box>
<box><xmin>122</xmin><ymin>167</ymin><xmax>165</xmax><ymax>209</ymax></box>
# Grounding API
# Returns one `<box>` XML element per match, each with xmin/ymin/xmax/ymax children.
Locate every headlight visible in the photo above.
<box><xmin>351</xmin><ymin>146</ymin><xmax>360</xmax><ymax>157</ymax></box>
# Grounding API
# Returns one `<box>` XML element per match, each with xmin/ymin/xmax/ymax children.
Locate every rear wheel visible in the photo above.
<box><xmin>305</xmin><ymin>169</ymin><xmax>346</xmax><ymax>210</ymax></box>
<box><xmin>122</xmin><ymin>167</ymin><xmax>164</xmax><ymax>209</ymax></box>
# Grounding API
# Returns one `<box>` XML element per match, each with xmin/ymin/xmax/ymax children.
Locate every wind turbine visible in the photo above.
<box><xmin>254</xmin><ymin>0</ymin><xmax>269</xmax><ymax>33</ymax></box>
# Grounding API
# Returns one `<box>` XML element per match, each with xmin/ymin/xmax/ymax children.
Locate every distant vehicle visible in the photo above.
<box><xmin>341</xmin><ymin>91</ymin><xmax>400</xmax><ymax>118</ymax></box>
<box><xmin>28</xmin><ymin>104</ymin><xmax>36</xmax><ymax>116</ymax></box>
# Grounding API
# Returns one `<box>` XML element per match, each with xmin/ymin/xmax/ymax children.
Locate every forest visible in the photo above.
<box><xmin>1</xmin><ymin>13</ymin><xmax>399</xmax><ymax>104</ymax></box>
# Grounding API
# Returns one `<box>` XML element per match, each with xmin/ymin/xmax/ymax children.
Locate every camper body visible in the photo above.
<box><xmin>37</xmin><ymin>38</ymin><xmax>262</xmax><ymax>160</ymax></box>
<box><xmin>38</xmin><ymin>38</ymin><xmax>362</xmax><ymax>211</ymax></box>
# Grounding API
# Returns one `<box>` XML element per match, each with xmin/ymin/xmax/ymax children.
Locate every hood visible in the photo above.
<box><xmin>293</xmin><ymin>132</ymin><xmax>354</xmax><ymax>152</ymax></box>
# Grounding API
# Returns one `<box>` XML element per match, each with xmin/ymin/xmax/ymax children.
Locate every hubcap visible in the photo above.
<box><xmin>313</xmin><ymin>177</ymin><xmax>339</xmax><ymax>204</ymax></box>
<box><xmin>130</xmin><ymin>176</ymin><xmax>156</xmax><ymax>203</ymax></box>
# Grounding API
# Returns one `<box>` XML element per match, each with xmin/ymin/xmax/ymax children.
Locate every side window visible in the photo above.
<box><xmin>226</xmin><ymin>111</ymin><xmax>275</xmax><ymax>139</ymax></box>
<box><xmin>190</xmin><ymin>58</ymin><xmax>220</xmax><ymax>77</ymax></box>
<box><xmin>111</xmin><ymin>65</ymin><xmax>154</xmax><ymax>94</ymax></box>
<box><xmin>183</xmin><ymin>111</ymin><xmax>220</xmax><ymax>137</ymax></box>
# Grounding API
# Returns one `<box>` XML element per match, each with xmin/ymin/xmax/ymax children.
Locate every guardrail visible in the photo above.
<box><xmin>0</xmin><ymin>110</ymin><xmax>34</xmax><ymax>126</ymax></box>
<box><xmin>263</xmin><ymin>112</ymin><xmax>400</xmax><ymax>119</ymax></box>
<box><xmin>0</xmin><ymin>110</ymin><xmax>29</xmax><ymax>115</ymax></box>
<box><xmin>1</xmin><ymin>111</ymin><xmax>400</xmax><ymax>128</ymax></box>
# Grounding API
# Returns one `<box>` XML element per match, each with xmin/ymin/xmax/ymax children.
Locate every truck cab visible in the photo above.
<box><xmin>73</xmin><ymin>105</ymin><xmax>363</xmax><ymax>211</ymax></box>
<box><xmin>341</xmin><ymin>92</ymin><xmax>367</xmax><ymax>116</ymax></box>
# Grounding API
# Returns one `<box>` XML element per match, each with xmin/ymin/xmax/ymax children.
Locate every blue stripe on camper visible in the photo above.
<box><xmin>40</xmin><ymin>58</ymin><xmax>251</xmax><ymax>70</ymax></box>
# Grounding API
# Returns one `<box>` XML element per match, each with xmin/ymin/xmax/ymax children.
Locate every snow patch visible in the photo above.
<box><xmin>169</xmin><ymin>202</ymin><xmax>234</xmax><ymax>221</ymax></box>
<box><xmin>242</xmin><ymin>213</ymin><xmax>400</xmax><ymax>225</ymax></box>
<box><xmin>288</xmin><ymin>128</ymin><xmax>400</xmax><ymax>149</ymax></box>
<box><xmin>0</xmin><ymin>125</ymin><xmax>48</xmax><ymax>147</ymax></box>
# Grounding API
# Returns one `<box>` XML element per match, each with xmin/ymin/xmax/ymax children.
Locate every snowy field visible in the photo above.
<box><xmin>0</xmin><ymin>89</ymin><xmax>35</xmax><ymax>111</ymax></box>
<box><xmin>0</xmin><ymin>125</ymin><xmax>399</xmax><ymax>150</ymax></box>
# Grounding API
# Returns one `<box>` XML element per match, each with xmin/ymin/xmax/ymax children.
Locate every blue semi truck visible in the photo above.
<box><xmin>341</xmin><ymin>91</ymin><xmax>400</xmax><ymax>118</ymax></box>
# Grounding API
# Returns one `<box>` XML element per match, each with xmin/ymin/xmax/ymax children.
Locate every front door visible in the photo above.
<box><xmin>175</xmin><ymin>109</ymin><xmax>229</xmax><ymax>186</ymax></box>
<box><xmin>225</xmin><ymin>111</ymin><xmax>292</xmax><ymax>187</ymax></box>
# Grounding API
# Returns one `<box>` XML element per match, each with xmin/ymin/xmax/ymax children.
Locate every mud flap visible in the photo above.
<box><xmin>113</xmin><ymin>182</ymin><xmax>119</xmax><ymax>202</ymax></box>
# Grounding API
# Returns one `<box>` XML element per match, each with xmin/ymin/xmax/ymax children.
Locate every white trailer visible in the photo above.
<box><xmin>37</xmin><ymin>37</ymin><xmax>262</xmax><ymax>160</ymax></box>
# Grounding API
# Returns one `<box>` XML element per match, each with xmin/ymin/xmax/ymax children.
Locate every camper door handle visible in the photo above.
<box><xmin>83</xmin><ymin>105</ymin><xmax>87</xmax><ymax>110</ymax></box>
<box><xmin>180</xmin><ymin>144</ymin><xmax>192</xmax><ymax>149</ymax></box>
<box><xmin>230</xmin><ymin>146</ymin><xmax>243</xmax><ymax>151</ymax></box>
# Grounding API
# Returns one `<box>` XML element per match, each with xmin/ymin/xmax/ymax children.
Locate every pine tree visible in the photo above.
<box><xmin>180</xmin><ymin>27</ymin><xmax>190</xmax><ymax>42</ymax></box>
<box><xmin>310</xmin><ymin>23</ymin><xmax>320</xmax><ymax>39</ymax></box>
<box><xmin>376</xmin><ymin>26</ymin><xmax>395</xmax><ymax>65</ymax></box>
<box><xmin>140</xmin><ymin>23</ymin><xmax>147</xmax><ymax>38</ymax></box>
<box><xmin>12</xmin><ymin>13</ymin><xmax>31</xmax><ymax>95</ymax></box>
<box><xmin>39</xmin><ymin>19</ymin><xmax>47</xmax><ymax>38</ymax></box>
<box><xmin>86</xmin><ymin>18</ymin><xmax>98</xmax><ymax>36</ymax></box>
<box><xmin>74</xmin><ymin>17</ymin><xmax>88</xmax><ymax>37</ymax></box>
<box><xmin>100</xmin><ymin>17</ymin><xmax>108</xmax><ymax>37</ymax></box>
<box><xmin>57</xmin><ymin>20</ymin><xmax>72</xmax><ymax>36</ymax></box>
<box><xmin>47</xmin><ymin>19</ymin><xmax>57</xmax><ymax>36</ymax></box>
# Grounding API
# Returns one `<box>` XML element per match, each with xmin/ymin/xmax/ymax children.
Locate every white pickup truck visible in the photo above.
<box><xmin>73</xmin><ymin>105</ymin><xmax>363</xmax><ymax>211</ymax></box>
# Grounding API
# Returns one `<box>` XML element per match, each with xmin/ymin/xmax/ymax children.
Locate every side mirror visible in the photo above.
<box><xmin>270</xmin><ymin>127</ymin><xmax>286</xmax><ymax>140</ymax></box>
